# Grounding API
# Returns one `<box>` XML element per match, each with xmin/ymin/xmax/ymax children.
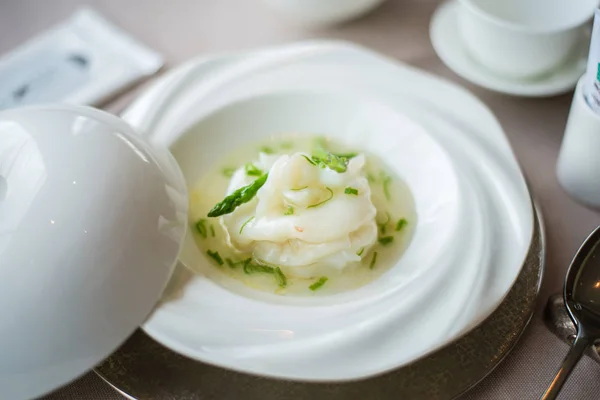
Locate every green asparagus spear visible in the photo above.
<box><xmin>207</xmin><ymin>174</ymin><xmax>268</xmax><ymax>217</ymax></box>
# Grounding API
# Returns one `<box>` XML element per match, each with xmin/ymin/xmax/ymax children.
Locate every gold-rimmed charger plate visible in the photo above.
<box><xmin>95</xmin><ymin>204</ymin><xmax>544</xmax><ymax>400</ymax></box>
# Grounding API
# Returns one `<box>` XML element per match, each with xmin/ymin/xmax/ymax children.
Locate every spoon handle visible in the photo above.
<box><xmin>540</xmin><ymin>333</ymin><xmax>591</xmax><ymax>400</ymax></box>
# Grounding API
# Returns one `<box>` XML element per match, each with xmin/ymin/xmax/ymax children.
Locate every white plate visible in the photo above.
<box><xmin>430</xmin><ymin>0</ymin><xmax>587</xmax><ymax>97</ymax></box>
<box><xmin>123</xmin><ymin>41</ymin><xmax>534</xmax><ymax>381</ymax></box>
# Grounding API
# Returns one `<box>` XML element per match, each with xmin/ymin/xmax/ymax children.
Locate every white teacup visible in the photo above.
<box><xmin>458</xmin><ymin>0</ymin><xmax>597</xmax><ymax>79</ymax></box>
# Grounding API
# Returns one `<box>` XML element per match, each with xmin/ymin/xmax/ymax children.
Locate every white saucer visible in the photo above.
<box><xmin>430</xmin><ymin>0</ymin><xmax>587</xmax><ymax>97</ymax></box>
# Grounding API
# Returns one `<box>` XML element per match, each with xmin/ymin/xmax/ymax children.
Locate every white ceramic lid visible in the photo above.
<box><xmin>0</xmin><ymin>105</ymin><xmax>187</xmax><ymax>400</ymax></box>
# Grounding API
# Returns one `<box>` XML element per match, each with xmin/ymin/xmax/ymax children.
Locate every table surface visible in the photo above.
<box><xmin>3</xmin><ymin>0</ymin><xmax>600</xmax><ymax>399</ymax></box>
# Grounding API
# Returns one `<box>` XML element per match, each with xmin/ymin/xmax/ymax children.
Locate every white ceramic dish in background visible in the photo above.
<box><xmin>122</xmin><ymin>41</ymin><xmax>534</xmax><ymax>381</ymax></box>
<box><xmin>431</xmin><ymin>1</ymin><xmax>588</xmax><ymax>97</ymax></box>
<box><xmin>458</xmin><ymin>0</ymin><xmax>596</xmax><ymax>79</ymax></box>
<box><xmin>0</xmin><ymin>106</ymin><xmax>188</xmax><ymax>400</ymax></box>
<box><xmin>260</xmin><ymin>0</ymin><xmax>386</xmax><ymax>26</ymax></box>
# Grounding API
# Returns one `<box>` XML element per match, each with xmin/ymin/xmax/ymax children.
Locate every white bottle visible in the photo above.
<box><xmin>557</xmin><ymin>76</ymin><xmax>600</xmax><ymax>208</ymax></box>
<box><xmin>557</xmin><ymin>8</ymin><xmax>600</xmax><ymax>208</ymax></box>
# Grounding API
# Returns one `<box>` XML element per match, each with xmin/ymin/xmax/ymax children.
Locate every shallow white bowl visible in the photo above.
<box><xmin>170</xmin><ymin>92</ymin><xmax>461</xmax><ymax>305</ymax></box>
<box><xmin>260</xmin><ymin>0</ymin><xmax>387</xmax><ymax>26</ymax></box>
<box><xmin>123</xmin><ymin>41</ymin><xmax>534</xmax><ymax>381</ymax></box>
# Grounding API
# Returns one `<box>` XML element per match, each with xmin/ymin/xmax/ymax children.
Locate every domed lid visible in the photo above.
<box><xmin>0</xmin><ymin>105</ymin><xmax>188</xmax><ymax>399</ymax></box>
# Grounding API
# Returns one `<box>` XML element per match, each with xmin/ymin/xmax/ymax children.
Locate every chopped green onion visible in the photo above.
<box><xmin>381</xmin><ymin>172</ymin><xmax>392</xmax><ymax>201</ymax></box>
<box><xmin>311</xmin><ymin>137</ymin><xmax>355</xmax><ymax>172</ymax></box>
<box><xmin>396</xmin><ymin>218</ymin><xmax>408</xmax><ymax>232</ymax></box>
<box><xmin>206</xmin><ymin>250</ymin><xmax>224</xmax><ymax>266</ymax></box>
<box><xmin>244</xmin><ymin>260</ymin><xmax>288</xmax><ymax>288</ymax></box>
<box><xmin>239</xmin><ymin>216</ymin><xmax>255</xmax><ymax>234</ymax></box>
<box><xmin>222</xmin><ymin>167</ymin><xmax>236</xmax><ymax>178</ymax></box>
<box><xmin>227</xmin><ymin>258</ymin><xmax>250</xmax><ymax>269</ymax></box>
<box><xmin>311</xmin><ymin>151</ymin><xmax>349</xmax><ymax>173</ymax></box>
<box><xmin>208</xmin><ymin>174</ymin><xmax>268</xmax><ymax>217</ymax></box>
<box><xmin>369</xmin><ymin>252</ymin><xmax>378</xmax><ymax>269</ymax></box>
<box><xmin>301</xmin><ymin>155</ymin><xmax>317</xmax><ymax>166</ymax></box>
<box><xmin>367</xmin><ymin>173</ymin><xmax>377</xmax><ymax>183</ymax></box>
<box><xmin>291</xmin><ymin>186</ymin><xmax>308</xmax><ymax>191</ymax></box>
<box><xmin>244</xmin><ymin>262</ymin><xmax>274</xmax><ymax>275</ymax></box>
<box><xmin>274</xmin><ymin>267</ymin><xmax>287</xmax><ymax>288</ymax></box>
<box><xmin>357</xmin><ymin>247</ymin><xmax>365</xmax><ymax>256</ymax></box>
<box><xmin>210</xmin><ymin>224</ymin><xmax>216</xmax><ymax>237</ymax></box>
<box><xmin>308</xmin><ymin>187</ymin><xmax>334</xmax><ymax>208</ymax></box>
<box><xmin>284</xmin><ymin>206</ymin><xmax>294</xmax><ymax>216</ymax></box>
<box><xmin>195</xmin><ymin>219</ymin><xmax>208</xmax><ymax>238</ymax></box>
<box><xmin>244</xmin><ymin>163</ymin><xmax>263</xmax><ymax>176</ymax></box>
<box><xmin>344</xmin><ymin>187</ymin><xmax>359</xmax><ymax>195</ymax></box>
<box><xmin>335</xmin><ymin>152</ymin><xmax>358</xmax><ymax>159</ymax></box>
<box><xmin>260</xmin><ymin>146</ymin><xmax>274</xmax><ymax>154</ymax></box>
<box><xmin>313</xmin><ymin>137</ymin><xmax>357</xmax><ymax>163</ymax></box>
<box><xmin>309</xmin><ymin>276</ymin><xmax>328</xmax><ymax>291</ymax></box>
<box><xmin>378</xmin><ymin>236</ymin><xmax>394</xmax><ymax>246</ymax></box>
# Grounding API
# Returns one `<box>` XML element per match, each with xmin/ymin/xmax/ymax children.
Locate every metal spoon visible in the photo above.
<box><xmin>541</xmin><ymin>226</ymin><xmax>600</xmax><ymax>400</ymax></box>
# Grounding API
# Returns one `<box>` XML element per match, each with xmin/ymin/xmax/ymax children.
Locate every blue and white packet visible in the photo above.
<box><xmin>0</xmin><ymin>8</ymin><xmax>164</xmax><ymax>110</ymax></box>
